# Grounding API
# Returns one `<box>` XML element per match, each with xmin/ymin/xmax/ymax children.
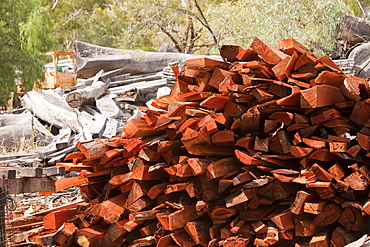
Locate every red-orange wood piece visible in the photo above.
<box><xmin>55</xmin><ymin>176</ymin><xmax>87</xmax><ymax>192</ymax></box>
<box><xmin>75</xmin><ymin>226</ymin><xmax>105</xmax><ymax>247</ymax></box>
<box><xmin>186</xmin><ymin>57</ymin><xmax>230</xmax><ymax>72</ymax></box>
<box><xmin>220</xmin><ymin>45</ymin><xmax>244</xmax><ymax>62</ymax></box>
<box><xmin>315</xmin><ymin>71</ymin><xmax>346</xmax><ymax>87</ymax></box>
<box><xmin>199</xmin><ymin>95</ymin><xmax>230</xmax><ymax>111</ymax></box>
<box><xmin>300</xmin><ymin>85</ymin><xmax>345</xmax><ymax>108</ymax></box>
<box><xmin>207</xmin><ymin>157</ymin><xmax>243</xmax><ymax>179</ymax></box>
<box><xmin>236</xmin><ymin>48</ymin><xmax>259</xmax><ymax>61</ymax></box>
<box><xmin>250</xmin><ymin>37</ymin><xmax>289</xmax><ymax>65</ymax></box>
<box><xmin>98</xmin><ymin>194</ymin><xmax>127</xmax><ymax>223</ymax></box>
<box><xmin>43</xmin><ymin>209</ymin><xmax>78</xmax><ymax>230</ymax></box>
<box><xmin>312</xmin><ymin>203</ymin><xmax>343</xmax><ymax>226</ymax></box>
<box><xmin>76</xmin><ymin>139</ymin><xmax>108</xmax><ymax>160</ymax></box>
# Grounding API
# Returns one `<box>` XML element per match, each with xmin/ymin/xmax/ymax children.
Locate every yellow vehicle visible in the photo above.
<box><xmin>40</xmin><ymin>52</ymin><xmax>77</xmax><ymax>89</ymax></box>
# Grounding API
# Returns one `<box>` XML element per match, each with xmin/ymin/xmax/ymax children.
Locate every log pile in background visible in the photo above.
<box><xmin>32</xmin><ymin>37</ymin><xmax>370</xmax><ymax>246</ymax></box>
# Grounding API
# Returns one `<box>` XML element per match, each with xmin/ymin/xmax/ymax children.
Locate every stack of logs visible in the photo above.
<box><xmin>33</xmin><ymin>37</ymin><xmax>370</xmax><ymax>247</ymax></box>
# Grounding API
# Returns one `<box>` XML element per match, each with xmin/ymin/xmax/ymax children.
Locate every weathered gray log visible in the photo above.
<box><xmin>96</xmin><ymin>94</ymin><xmax>123</xmax><ymax>118</ymax></box>
<box><xmin>22</xmin><ymin>90</ymin><xmax>93</xmax><ymax>135</ymax></box>
<box><xmin>338</xmin><ymin>14</ymin><xmax>370</xmax><ymax>45</ymax></box>
<box><xmin>0</xmin><ymin>156</ymin><xmax>36</xmax><ymax>166</ymax></box>
<box><xmin>88</xmin><ymin>113</ymin><xmax>107</xmax><ymax>139</ymax></box>
<box><xmin>0</xmin><ymin>153</ymin><xmax>36</xmax><ymax>162</ymax></box>
<box><xmin>109</xmin><ymin>78</ymin><xmax>168</xmax><ymax>94</ymax></box>
<box><xmin>102</xmin><ymin>118</ymin><xmax>118</xmax><ymax>138</ymax></box>
<box><xmin>74</xmin><ymin>40</ymin><xmax>207</xmax><ymax>78</ymax></box>
<box><xmin>65</xmin><ymin>80</ymin><xmax>109</xmax><ymax>108</ymax></box>
<box><xmin>109</xmin><ymin>72</ymin><xmax>163</xmax><ymax>88</ymax></box>
<box><xmin>348</xmin><ymin>42</ymin><xmax>370</xmax><ymax>78</ymax></box>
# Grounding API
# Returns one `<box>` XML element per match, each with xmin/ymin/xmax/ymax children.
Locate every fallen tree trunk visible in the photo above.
<box><xmin>74</xmin><ymin>41</ymin><xmax>210</xmax><ymax>79</ymax></box>
<box><xmin>66</xmin><ymin>80</ymin><xmax>109</xmax><ymax>108</ymax></box>
<box><xmin>338</xmin><ymin>13</ymin><xmax>370</xmax><ymax>45</ymax></box>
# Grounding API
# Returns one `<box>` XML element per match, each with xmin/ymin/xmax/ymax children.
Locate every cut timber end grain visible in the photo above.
<box><xmin>290</xmin><ymin>146</ymin><xmax>314</xmax><ymax>158</ymax></box>
<box><xmin>295</xmin><ymin>216</ymin><xmax>323</xmax><ymax>237</ymax></box>
<box><xmin>157</xmin><ymin>205</ymin><xmax>200</xmax><ymax>231</ymax></box>
<box><xmin>309</xmin><ymin>231</ymin><xmax>330</xmax><ymax>247</ymax></box>
<box><xmin>328</xmin><ymin>163</ymin><xmax>345</xmax><ymax>180</ymax></box>
<box><xmin>220</xmin><ymin>45</ymin><xmax>244</xmax><ymax>62</ymax></box>
<box><xmin>75</xmin><ymin>227</ymin><xmax>105</xmax><ymax>247</ymax></box>
<box><xmin>236</xmin><ymin>48</ymin><xmax>259</xmax><ymax>61</ymax></box>
<box><xmin>312</xmin><ymin>203</ymin><xmax>343</xmax><ymax>226</ymax></box>
<box><xmin>221</xmin><ymin>236</ymin><xmax>251</xmax><ymax>247</ymax></box>
<box><xmin>98</xmin><ymin>194</ymin><xmax>127</xmax><ymax>223</ymax></box>
<box><xmin>303</xmin><ymin>201</ymin><xmax>327</xmax><ymax>215</ymax></box>
<box><xmin>278</xmin><ymin>38</ymin><xmax>319</xmax><ymax>60</ymax></box>
<box><xmin>330</xmin><ymin>226</ymin><xmax>358</xmax><ymax>247</ymax></box>
<box><xmin>357</xmin><ymin>132</ymin><xmax>370</xmax><ymax>150</ymax></box>
<box><xmin>344</xmin><ymin>172</ymin><xmax>368</xmax><ymax>190</ymax></box>
<box><xmin>199</xmin><ymin>95</ymin><xmax>229</xmax><ymax>110</ymax></box>
<box><xmin>76</xmin><ymin>139</ymin><xmax>108</xmax><ymax>159</ymax></box>
<box><xmin>211</xmin><ymin>130</ymin><xmax>235</xmax><ymax>146</ymax></box>
<box><xmin>123</xmin><ymin>118</ymin><xmax>161</xmax><ymax>138</ymax></box>
<box><xmin>53</xmin><ymin>222</ymin><xmax>78</xmax><ymax>246</ymax></box>
<box><xmin>225</xmin><ymin>188</ymin><xmax>255</xmax><ymax>208</ymax></box>
<box><xmin>185</xmin><ymin>57</ymin><xmax>230</xmax><ymax>72</ymax></box>
<box><xmin>270</xmin><ymin>209</ymin><xmax>295</xmax><ymax>231</ymax></box>
<box><xmin>300</xmin><ymin>85</ymin><xmax>345</xmax><ymax>108</ymax></box>
<box><xmin>317</xmin><ymin>55</ymin><xmax>343</xmax><ymax>73</ymax></box>
<box><xmin>290</xmin><ymin>190</ymin><xmax>315</xmax><ymax>215</ymax></box>
<box><xmin>250</xmin><ymin>37</ymin><xmax>289</xmax><ymax>65</ymax></box>
<box><xmin>350</xmin><ymin>101</ymin><xmax>370</xmax><ymax>128</ymax></box>
<box><xmin>315</xmin><ymin>71</ymin><xmax>346</xmax><ymax>87</ymax></box>
<box><xmin>257</xmin><ymin>180</ymin><xmax>291</xmax><ymax>201</ymax></box>
<box><xmin>184</xmin><ymin>221</ymin><xmax>211</xmax><ymax>245</ymax></box>
<box><xmin>171</xmin><ymin>230</ymin><xmax>195</xmax><ymax>247</ymax></box>
<box><xmin>43</xmin><ymin>209</ymin><xmax>78</xmax><ymax>230</ymax></box>
<box><xmin>207</xmin><ymin>157</ymin><xmax>243</xmax><ymax>179</ymax></box>
<box><xmin>338</xmin><ymin>207</ymin><xmax>366</xmax><ymax>232</ymax></box>
<box><xmin>269</xmin><ymin>111</ymin><xmax>294</xmax><ymax>126</ymax></box>
<box><xmin>309</xmin><ymin>163</ymin><xmax>333</xmax><ymax>182</ymax></box>
<box><xmin>265</xmin><ymin>227</ymin><xmax>279</xmax><ymax>245</ymax></box>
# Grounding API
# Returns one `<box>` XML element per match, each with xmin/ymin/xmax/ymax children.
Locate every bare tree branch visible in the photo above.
<box><xmin>156</xmin><ymin>1</ymin><xmax>220</xmax><ymax>54</ymax></box>
<box><xmin>53</xmin><ymin>9</ymin><xmax>85</xmax><ymax>34</ymax></box>
<box><xmin>193</xmin><ymin>0</ymin><xmax>220</xmax><ymax>53</ymax></box>
<box><xmin>156</xmin><ymin>23</ymin><xmax>182</xmax><ymax>52</ymax></box>
<box><xmin>51</xmin><ymin>0</ymin><xmax>59</xmax><ymax>12</ymax></box>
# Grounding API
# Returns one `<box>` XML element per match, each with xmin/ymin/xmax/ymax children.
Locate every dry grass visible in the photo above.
<box><xmin>0</xmin><ymin>131</ymin><xmax>47</xmax><ymax>156</ymax></box>
<box><xmin>0</xmin><ymin>142</ymin><xmax>40</xmax><ymax>156</ymax></box>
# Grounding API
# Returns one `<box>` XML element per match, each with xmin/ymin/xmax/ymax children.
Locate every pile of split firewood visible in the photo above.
<box><xmin>29</xmin><ymin>37</ymin><xmax>370</xmax><ymax>246</ymax></box>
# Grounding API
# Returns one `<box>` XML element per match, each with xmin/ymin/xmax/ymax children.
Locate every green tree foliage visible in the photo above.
<box><xmin>343</xmin><ymin>0</ymin><xmax>370</xmax><ymax>17</ymax></box>
<box><xmin>206</xmin><ymin>0</ymin><xmax>351</xmax><ymax>56</ymax></box>
<box><xmin>48</xmin><ymin>0</ymin><xmax>109</xmax><ymax>50</ymax></box>
<box><xmin>0</xmin><ymin>0</ymin><xmax>53</xmax><ymax>105</ymax></box>
<box><xmin>73</xmin><ymin>0</ymin><xmax>349</xmax><ymax>56</ymax></box>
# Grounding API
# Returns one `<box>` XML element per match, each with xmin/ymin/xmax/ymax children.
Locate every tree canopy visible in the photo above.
<box><xmin>0</xmin><ymin>0</ymin><xmax>53</xmax><ymax>105</ymax></box>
